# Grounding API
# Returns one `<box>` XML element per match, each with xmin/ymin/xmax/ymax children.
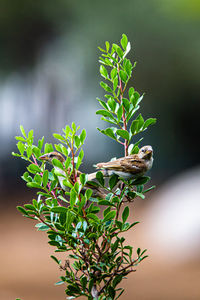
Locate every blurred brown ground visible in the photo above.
<box><xmin>1</xmin><ymin>191</ymin><xmax>199</xmax><ymax>300</ymax></box>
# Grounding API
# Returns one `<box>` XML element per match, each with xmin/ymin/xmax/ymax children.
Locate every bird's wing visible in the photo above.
<box><xmin>120</xmin><ymin>158</ymin><xmax>145</xmax><ymax>173</ymax></box>
<box><xmin>96</xmin><ymin>159</ymin><xmax>124</xmax><ymax>171</ymax></box>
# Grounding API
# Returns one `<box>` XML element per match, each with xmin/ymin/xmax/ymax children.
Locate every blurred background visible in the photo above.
<box><xmin>0</xmin><ymin>0</ymin><xmax>200</xmax><ymax>299</ymax></box>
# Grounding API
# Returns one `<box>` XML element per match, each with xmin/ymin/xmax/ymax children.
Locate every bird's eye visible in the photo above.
<box><xmin>49</xmin><ymin>153</ymin><xmax>54</xmax><ymax>158</ymax></box>
<box><xmin>142</xmin><ymin>149</ymin><xmax>146</xmax><ymax>153</ymax></box>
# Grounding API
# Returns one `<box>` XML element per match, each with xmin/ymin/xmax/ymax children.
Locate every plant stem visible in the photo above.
<box><xmin>117</xmin><ymin>63</ymin><xmax>128</xmax><ymax>156</ymax></box>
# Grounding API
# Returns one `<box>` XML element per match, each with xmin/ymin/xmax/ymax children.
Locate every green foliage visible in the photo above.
<box><xmin>12</xmin><ymin>34</ymin><xmax>155</xmax><ymax>300</ymax></box>
<box><xmin>97</xmin><ymin>35</ymin><xmax>156</xmax><ymax>155</ymax></box>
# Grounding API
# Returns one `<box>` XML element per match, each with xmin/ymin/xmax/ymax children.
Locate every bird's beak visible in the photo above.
<box><xmin>143</xmin><ymin>149</ymin><xmax>153</xmax><ymax>159</ymax></box>
<box><xmin>39</xmin><ymin>154</ymin><xmax>49</xmax><ymax>161</ymax></box>
<box><xmin>145</xmin><ymin>150</ymin><xmax>152</xmax><ymax>155</ymax></box>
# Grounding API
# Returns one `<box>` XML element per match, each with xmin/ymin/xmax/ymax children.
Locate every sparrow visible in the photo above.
<box><xmin>94</xmin><ymin>145</ymin><xmax>153</xmax><ymax>180</ymax></box>
<box><xmin>39</xmin><ymin>152</ymin><xmax>107</xmax><ymax>198</ymax></box>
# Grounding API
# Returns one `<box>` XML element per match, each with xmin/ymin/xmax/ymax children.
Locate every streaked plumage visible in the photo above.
<box><xmin>95</xmin><ymin>145</ymin><xmax>153</xmax><ymax>179</ymax></box>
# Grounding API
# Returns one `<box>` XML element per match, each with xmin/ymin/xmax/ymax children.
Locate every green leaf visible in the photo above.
<box><xmin>104</xmin><ymin>57</ymin><xmax>114</xmax><ymax>67</ymax></box>
<box><xmin>98</xmin><ymin>46</ymin><xmax>106</xmax><ymax>52</ymax></box>
<box><xmin>113</xmin><ymin>76</ymin><xmax>118</xmax><ymax>92</ymax></box>
<box><xmin>98</xmin><ymin>200</ymin><xmax>113</xmax><ymax>206</ymax></box>
<box><xmin>34</xmin><ymin>174</ymin><xmax>42</xmax><ymax>185</ymax></box>
<box><xmin>121</xmin><ymin>34</ymin><xmax>128</xmax><ymax>50</ymax></box>
<box><xmin>63</xmin><ymin>125</ymin><xmax>72</xmax><ymax>137</ymax></box>
<box><xmin>26</xmin><ymin>146</ymin><xmax>32</xmax><ymax>158</ymax></box>
<box><xmin>123</xmin><ymin>59</ymin><xmax>132</xmax><ymax>76</ymax></box>
<box><xmin>79</xmin><ymin>173</ymin><xmax>86</xmax><ymax>185</ymax></box>
<box><xmin>97</xmin><ymin>98</ymin><xmax>108</xmax><ymax>110</ymax></box>
<box><xmin>136</xmin><ymin>113</ymin><xmax>144</xmax><ymax>130</ymax></box>
<box><xmin>113</xmin><ymin>274</ymin><xmax>123</xmax><ymax>288</ymax></box>
<box><xmin>38</xmin><ymin>137</ymin><xmax>44</xmax><ymax>150</ymax></box>
<box><xmin>101</xmin><ymin>128</ymin><xmax>117</xmax><ymax>141</ymax></box>
<box><xmin>115</xmin><ymin>220</ymin><xmax>122</xmax><ymax>230</ymax></box>
<box><xmin>105</xmin><ymin>41</ymin><xmax>110</xmax><ymax>52</ymax></box>
<box><xmin>100</xmin><ymin>65</ymin><xmax>108</xmax><ymax>79</ymax></box>
<box><xmin>129</xmin><ymin>87</ymin><xmax>134</xmax><ymax>99</ymax></box>
<box><xmin>119</xmin><ymin>70</ymin><xmax>127</xmax><ymax>83</ymax></box>
<box><xmin>71</xmin><ymin>122</ymin><xmax>77</xmax><ymax>132</ymax></box>
<box><xmin>144</xmin><ymin>185</ymin><xmax>156</xmax><ymax>193</ymax></box>
<box><xmin>74</xmin><ymin>136</ymin><xmax>80</xmax><ymax>148</ymax></box>
<box><xmin>129</xmin><ymin>138</ymin><xmax>144</xmax><ymax>154</ymax></box>
<box><xmin>44</xmin><ymin>143</ymin><xmax>54</xmax><ymax>153</ymax></box>
<box><xmin>133</xmin><ymin>176</ymin><xmax>150</xmax><ymax>185</ymax></box>
<box><xmin>109</xmin><ymin>174</ymin><xmax>119</xmax><ymax>189</ymax></box>
<box><xmin>80</xmin><ymin>276</ymin><xmax>87</xmax><ymax>291</ymax></box>
<box><xmin>85</xmin><ymin>188</ymin><xmax>93</xmax><ymax>200</ymax></box>
<box><xmin>135</xmin><ymin>191</ymin><xmax>145</xmax><ymax>199</ymax></box>
<box><xmin>96</xmin><ymin>171</ymin><xmax>104</xmax><ymax>186</ymax></box>
<box><xmin>137</xmin><ymin>248</ymin><xmax>141</xmax><ymax>256</ymax></box>
<box><xmin>53</xmin><ymin>133</ymin><xmax>65</xmax><ymax>141</ymax></box>
<box><xmin>110</xmin><ymin>68</ymin><xmax>117</xmax><ymax>80</ymax></box>
<box><xmin>17</xmin><ymin>141</ymin><xmax>25</xmax><ymax>155</ymax></box>
<box><xmin>115</xmin><ymin>288</ymin><xmax>124</xmax><ymax>300</ymax></box>
<box><xmin>104</xmin><ymin>210</ymin><xmax>116</xmax><ymax>222</ymax></box>
<box><xmin>15</xmin><ymin>136</ymin><xmax>26</xmax><ymax>142</ymax></box>
<box><xmin>117</xmin><ymin>105</ymin><xmax>123</xmax><ymax>121</ymax></box>
<box><xmin>55</xmin><ymin>281</ymin><xmax>64</xmax><ymax>286</ymax></box>
<box><xmin>27</xmin><ymin>182</ymin><xmax>42</xmax><ymax>189</ymax></box>
<box><xmin>74</xmin><ymin>181</ymin><xmax>80</xmax><ymax>194</ymax></box>
<box><xmin>87</xmin><ymin>213</ymin><xmax>100</xmax><ymax>223</ymax></box>
<box><xmin>107</xmin><ymin>98</ymin><xmax>117</xmax><ymax>112</ymax></box>
<box><xmin>21</xmin><ymin>171</ymin><xmax>32</xmax><ymax>182</ymax></box>
<box><xmin>51</xmin><ymin>255</ymin><xmax>61</xmax><ymax>265</ymax></box>
<box><xmin>116</xmin><ymin>129</ymin><xmax>129</xmax><ymax>140</ymax></box>
<box><xmin>51</xmin><ymin>206</ymin><xmax>68</xmax><ymax>213</ymax></box>
<box><xmin>32</xmin><ymin>146</ymin><xmax>41</xmax><ymax>158</ymax></box>
<box><xmin>103</xmin><ymin>206</ymin><xmax>111</xmax><ymax>218</ymax></box>
<box><xmin>143</xmin><ymin>118</ymin><xmax>156</xmax><ymax>130</ymax></box>
<box><xmin>76</xmin><ymin>148</ymin><xmax>84</xmax><ymax>169</ymax></box>
<box><xmin>100</xmin><ymin>81</ymin><xmax>113</xmax><ymax>93</ymax></box>
<box><xmin>17</xmin><ymin>206</ymin><xmax>29</xmax><ymax>215</ymax></box>
<box><xmin>86</xmin><ymin>181</ymin><xmax>99</xmax><ymax>188</ymax></box>
<box><xmin>96</xmin><ymin>109</ymin><xmax>115</xmax><ymax>120</ymax></box>
<box><xmin>70</xmin><ymin>189</ymin><xmax>77</xmax><ymax>207</ymax></box>
<box><xmin>28</xmin><ymin>129</ymin><xmax>33</xmax><ymax>139</ymax></box>
<box><xmin>35</xmin><ymin>223</ymin><xmax>49</xmax><ymax>231</ymax></box>
<box><xmin>42</xmin><ymin>169</ymin><xmax>49</xmax><ymax>187</ymax></box>
<box><xmin>131</xmin><ymin>92</ymin><xmax>143</xmax><ymax>107</ymax></box>
<box><xmin>115</xmin><ymin>46</ymin><xmax>124</xmax><ymax>59</ymax></box>
<box><xmin>80</xmin><ymin>129</ymin><xmax>86</xmax><ymax>144</ymax></box>
<box><xmin>130</xmin><ymin>120</ymin><xmax>139</xmax><ymax>134</ymax></box>
<box><xmin>122</xmin><ymin>98</ymin><xmax>130</xmax><ymax>112</ymax></box>
<box><xmin>52</xmin><ymin>158</ymin><xmax>64</xmax><ymax>170</ymax></box>
<box><xmin>65</xmin><ymin>157</ymin><xmax>72</xmax><ymax>169</ymax></box>
<box><xmin>108</xmin><ymin>286</ymin><xmax>116</xmax><ymax>298</ymax></box>
<box><xmin>122</xmin><ymin>206</ymin><xmax>129</xmax><ymax>223</ymax></box>
<box><xmin>20</xmin><ymin>125</ymin><xmax>27</xmax><ymax>138</ymax></box>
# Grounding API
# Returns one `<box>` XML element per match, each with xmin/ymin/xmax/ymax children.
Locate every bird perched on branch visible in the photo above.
<box><xmin>39</xmin><ymin>152</ymin><xmax>106</xmax><ymax>198</ymax></box>
<box><xmin>94</xmin><ymin>145</ymin><xmax>153</xmax><ymax>180</ymax></box>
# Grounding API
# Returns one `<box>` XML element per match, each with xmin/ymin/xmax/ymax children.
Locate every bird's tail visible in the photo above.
<box><xmin>87</xmin><ymin>172</ymin><xmax>97</xmax><ymax>181</ymax></box>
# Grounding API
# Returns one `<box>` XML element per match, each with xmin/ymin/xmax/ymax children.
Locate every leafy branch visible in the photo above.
<box><xmin>13</xmin><ymin>34</ymin><xmax>156</xmax><ymax>300</ymax></box>
<box><xmin>97</xmin><ymin>34</ymin><xmax>156</xmax><ymax>156</ymax></box>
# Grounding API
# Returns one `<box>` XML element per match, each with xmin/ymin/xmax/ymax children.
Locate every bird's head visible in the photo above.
<box><xmin>138</xmin><ymin>145</ymin><xmax>153</xmax><ymax>160</ymax></box>
<box><xmin>39</xmin><ymin>151</ymin><xmax>65</xmax><ymax>164</ymax></box>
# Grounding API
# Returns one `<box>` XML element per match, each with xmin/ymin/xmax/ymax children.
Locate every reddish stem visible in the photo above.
<box><xmin>117</xmin><ymin>64</ymin><xmax>128</xmax><ymax>156</ymax></box>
